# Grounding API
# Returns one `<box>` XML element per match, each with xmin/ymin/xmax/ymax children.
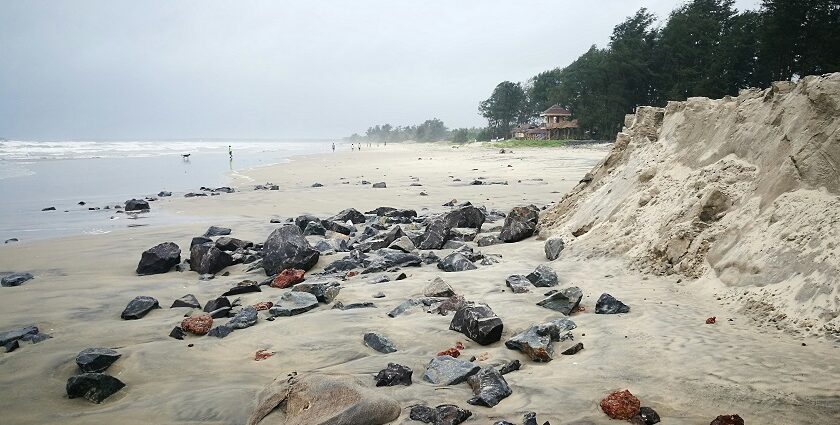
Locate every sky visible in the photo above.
<box><xmin>0</xmin><ymin>0</ymin><xmax>761</xmax><ymax>140</ymax></box>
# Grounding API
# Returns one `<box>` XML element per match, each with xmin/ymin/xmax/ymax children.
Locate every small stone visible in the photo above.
<box><xmin>544</xmin><ymin>236</ymin><xmax>565</xmax><ymax>260</ymax></box>
<box><xmin>204</xmin><ymin>225</ymin><xmax>232</xmax><ymax>237</ymax></box>
<box><xmin>171</xmin><ymin>294</ymin><xmax>201</xmax><ymax>309</ymax></box>
<box><xmin>121</xmin><ymin>296</ymin><xmax>160</xmax><ymax>320</ymax></box>
<box><xmin>75</xmin><ymin>348</ymin><xmax>121</xmax><ymax>373</ymax></box>
<box><xmin>505</xmin><ymin>275</ymin><xmax>532</xmax><ymax>293</ymax></box>
<box><xmin>203</xmin><ymin>296</ymin><xmax>231</xmax><ymax>313</ymax></box>
<box><xmin>292</xmin><ymin>281</ymin><xmax>340</xmax><ymax>303</ymax></box>
<box><xmin>227</xmin><ymin>306</ymin><xmax>258</xmax><ymax>329</ymax></box>
<box><xmin>375</xmin><ymin>363</ymin><xmax>413</xmax><ymax>387</ymax></box>
<box><xmin>181</xmin><ymin>314</ymin><xmax>213</xmax><ymax>335</ymax></box>
<box><xmin>449</xmin><ymin>304</ymin><xmax>503</xmax><ymax>345</ymax></box>
<box><xmin>268</xmin><ymin>292</ymin><xmax>319</xmax><ymax>316</ymax></box>
<box><xmin>66</xmin><ymin>373</ymin><xmax>125</xmax><ymax>403</ymax></box>
<box><xmin>169</xmin><ymin>326</ymin><xmax>186</xmax><ymax>340</ymax></box>
<box><xmin>437</xmin><ymin>252</ymin><xmax>477</xmax><ymax>272</ymax></box>
<box><xmin>561</xmin><ymin>342</ymin><xmax>584</xmax><ymax>355</ymax></box>
<box><xmin>498</xmin><ymin>359</ymin><xmax>521</xmax><ymax>375</ymax></box>
<box><xmin>410</xmin><ymin>404</ymin><xmax>472</xmax><ymax>425</ymax></box>
<box><xmin>207</xmin><ymin>325</ymin><xmax>233</xmax><ymax>338</ymax></box>
<box><xmin>364</xmin><ymin>332</ymin><xmax>397</xmax><ymax>353</ymax></box>
<box><xmin>536</xmin><ymin>286</ymin><xmax>582</xmax><ymax>315</ymax></box>
<box><xmin>372</xmin><ymin>292</ymin><xmax>386</xmax><ymax>298</ymax></box>
<box><xmin>526</xmin><ymin>264</ymin><xmax>558</xmax><ymax>287</ymax></box>
<box><xmin>595</xmin><ymin>293</ymin><xmax>630</xmax><ymax>314</ymax></box>
<box><xmin>706</xmin><ymin>316</ymin><xmax>716</xmax><ymax>324</ymax></box>
<box><xmin>638</xmin><ymin>406</ymin><xmax>661</xmax><ymax>424</ymax></box>
<box><xmin>254</xmin><ymin>349</ymin><xmax>274</xmax><ymax>361</ymax></box>
<box><xmin>600</xmin><ymin>389</ymin><xmax>641</xmax><ymax>420</ymax></box>
<box><xmin>424</xmin><ymin>277</ymin><xmax>455</xmax><ymax>298</ymax></box>
<box><xmin>4</xmin><ymin>340</ymin><xmax>19</xmax><ymax>352</ymax></box>
<box><xmin>372</xmin><ymin>182</ymin><xmax>386</xmax><ymax>188</ymax></box>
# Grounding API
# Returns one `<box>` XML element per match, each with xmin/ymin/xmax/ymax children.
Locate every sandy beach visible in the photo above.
<box><xmin>1</xmin><ymin>138</ymin><xmax>839</xmax><ymax>425</ymax></box>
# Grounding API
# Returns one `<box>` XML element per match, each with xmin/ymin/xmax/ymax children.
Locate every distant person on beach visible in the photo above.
<box><xmin>228</xmin><ymin>145</ymin><xmax>233</xmax><ymax>158</ymax></box>
<box><xmin>332</xmin><ymin>142</ymin><xmax>335</xmax><ymax>152</ymax></box>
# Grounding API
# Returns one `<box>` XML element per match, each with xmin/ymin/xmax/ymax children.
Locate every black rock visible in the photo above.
<box><xmin>498</xmin><ymin>359</ymin><xmax>521</xmax><ymax>375</ymax></box>
<box><xmin>322</xmin><ymin>219</ymin><xmax>354</xmax><ymax>235</ymax></box>
<box><xmin>4</xmin><ymin>340</ymin><xmax>19</xmax><ymax>352</ymax></box>
<box><xmin>169</xmin><ymin>326</ymin><xmax>186</xmax><ymax>340</ymax></box>
<box><xmin>505</xmin><ymin>317</ymin><xmax>577</xmax><ymax>362</ymax></box>
<box><xmin>227</xmin><ymin>306</ymin><xmax>258</xmax><ymax>329</ymax></box>
<box><xmin>354</xmin><ymin>225</ymin><xmax>406</xmax><ymax>252</ymax></box>
<box><xmin>121</xmin><ymin>296</ymin><xmax>160</xmax><ymax>320</ymax></box>
<box><xmin>66</xmin><ymin>373</ymin><xmax>125</xmax><ymax>403</ymax></box>
<box><xmin>204</xmin><ymin>226</ymin><xmax>231</xmax><ymax>237</ymax></box>
<box><xmin>207</xmin><ymin>307</ymin><xmax>231</xmax><ymax>318</ymax></box>
<box><xmin>292</xmin><ymin>281</ymin><xmax>340</xmax><ymax>303</ymax></box>
<box><xmin>499</xmin><ymin>205</ymin><xmax>540</xmax><ymax>242</ymax></box>
<box><xmin>437</xmin><ymin>252</ymin><xmax>477</xmax><ymax>272</ymax></box>
<box><xmin>324</xmin><ymin>256</ymin><xmax>363</xmax><ymax>273</ymax></box>
<box><xmin>4</xmin><ymin>238</ymin><xmax>19</xmax><ymax>244</ymax></box>
<box><xmin>421</xmin><ymin>251</ymin><xmax>440</xmax><ymax>264</ymax></box>
<box><xmin>443</xmin><ymin>205</ymin><xmax>486</xmax><ymax>230</ymax></box>
<box><xmin>366</xmin><ymin>207</ymin><xmax>397</xmax><ymax>216</ymax></box>
<box><xmin>423</xmin><ymin>355</ymin><xmax>481</xmax><ymax>385</ymax></box>
<box><xmin>375</xmin><ymin>362</ymin><xmax>413</xmax><ymax>387</ymax></box>
<box><xmin>42</xmin><ymin>206</ymin><xmax>56</xmax><ymax>211</ymax></box>
<box><xmin>294</xmin><ymin>214</ymin><xmax>321</xmax><ymax>230</ymax></box>
<box><xmin>526</xmin><ymin>264</ymin><xmax>558</xmax><ymax>287</ymax></box>
<box><xmin>638</xmin><ymin>406</ymin><xmax>661</xmax><ymax>424</ymax></box>
<box><xmin>203</xmin><ymin>296</ymin><xmax>231</xmax><ymax>313</ymax></box>
<box><xmin>329</xmin><ymin>208</ymin><xmax>366</xmax><ymax>224</ymax></box>
<box><xmin>362</xmin><ymin>249</ymin><xmax>422</xmax><ymax>274</ymax></box>
<box><xmin>268</xmin><ymin>292</ymin><xmax>319</xmax><ymax>316</ymax></box>
<box><xmin>190</xmin><ymin>236</ymin><xmax>212</xmax><ymax>247</ymax></box>
<box><xmin>207</xmin><ymin>325</ymin><xmax>233</xmax><ymax>338</ymax></box>
<box><xmin>409</xmin><ymin>404</ymin><xmax>473</xmax><ymax>425</ymax></box>
<box><xmin>222</xmin><ymin>284</ymin><xmax>261</xmax><ymax>297</ymax></box>
<box><xmin>467</xmin><ymin>367</ymin><xmax>512</xmax><ymax>407</ymax></box>
<box><xmin>363</xmin><ymin>331</ymin><xmax>397</xmax><ymax>353</ymax></box>
<box><xmin>505</xmin><ymin>275</ymin><xmax>532</xmax><ymax>293</ymax></box>
<box><xmin>311</xmin><ymin>182</ymin><xmax>323</xmax><ymax>187</ymax></box>
<box><xmin>215</xmin><ymin>237</ymin><xmax>252</xmax><ymax>251</ymax></box>
<box><xmin>560</xmin><ymin>342</ymin><xmax>584</xmax><ymax>355</ymax></box>
<box><xmin>262</xmin><ymin>225</ymin><xmax>320</xmax><ymax>275</ymax></box>
<box><xmin>171</xmin><ymin>294</ymin><xmax>201</xmax><ymax>309</ymax></box>
<box><xmin>75</xmin><ymin>348</ymin><xmax>121</xmax><ymax>373</ymax></box>
<box><xmin>522</xmin><ymin>412</ymin><xmax>539</xmax><ymax>425</ymax></box>
<box><xmin>20</xmin><ymin>332</ymin><xmax>50</xmax><ymax>343</ymax></box>
<box><xmin>449</xmin><ymin>304</ymin><xmax>503</xmax><ymax>345</ymax></box>
<box><xmin>544</xmin><ymin>236</ymin><xmax>565</xmax><ymax>260</ymax></box>
<box><xmin>190</xmin><ymin>242</ymin><xmax>234</xmax><ymax>275</ymax></box>
<box><xmin>158</xmin><ymin>191</ymin><xmax>172</xmax><ymax>197</ymax></box>
<box><xmin>372</xmin><ymin>182</ymin><xmax>386</xmax><ymax>188</ymax></box>
<box><xmin>124</xmin><ymin>199</ymin><xmax>150</xmax><ymax>211</ymax></box>
<box><xmin>418</xmin><ymin>218</ymin><xmax>447</xmax><ymax>250</ymax></box>
<box><xmin>1</xmin><ymin>272</ymin><xmax>34</xmax><ymax>287</ymax></box>
<box><xmin>0</xmin><ymin>325</ymin><xmax>40</xmax><ymax>346</ymax></box>
<box><xmin>536</xmin><ymin>286</ymin><xmax>583</xmax><ymax>315</ymax></box>
<box><xmin>136</xmin><ymin>242</ymin><xmax>181</xmax><ymax>275</ymax></box>
<box><xmin>303</xmin><ymin>221</ymin><xmax>327</xmax><ymax>236</ymax></box>
<box><xmin>595</xmin><ymin>293</ymin><xmax>630</xmax><ymax>314</ymax></box>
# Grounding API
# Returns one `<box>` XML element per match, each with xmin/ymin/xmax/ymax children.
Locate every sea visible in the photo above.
<box><xmin>0</xmin><ymin>139</ymin><xmax>334</xmax><ymax>242</ymax></box>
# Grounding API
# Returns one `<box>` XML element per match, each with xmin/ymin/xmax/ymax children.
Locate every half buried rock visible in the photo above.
<box><xmin>363</xmin><ymin>331</ymin><xmax>397</xmax><ymax>353</ymax></box>
<box><xmin>437</xmin><ymin>252</ymin><xmax>477</xmax><ymax>272</ymax></box>
<box><xmin>181</xmin><ymin>314</ymin><xmax>213</xmax><ymax>335</ymax></box>
<box><xmin>268</xmin><ymin>292</ymin><xmax>319</xmax><ymax>317</ymax></box>
<box><xmin>466</xmin><ymin>367</ymin><xmax>512</xmax><ymax>407</ymax></box>
<box><xmin>75</xmin><ymin>348</ymin><xmax>121</xmax><ymax>373</ymax></box>
<box><xmin>66</xmin><ymin>373</ymin><xmax>125</xmax><ymax>404</ymax></box>
<box><xmin>536</xmin><ymin>286</ymin><xmax>582</xmax><ymax>315</ymax></box>
<box><xmin>595</xmin><ymin>293</ymin><xmax>630</xmax><ymax>314</ymax></box>
<box><xmin>449</xmin><ymin>303</ymin><xmax>503</xmax><ymax>345</ymax></box>
<box><xmin>423</xmin><ymin>355</ymin><xmax>480</xmax><ymax>385</ymax></box>
<box><xmin>374</xmin><ymin>363</ymin><xmax>413</xmax><ymax>387</ymax></box>
<box><xmin>505</xmin><ymin>317</ymin><xmax>577</xmax><ymax>362</ymax></box>
<box><xmin>121</xmin><ymin>296</ymin><xmax>160</xmax><ymax>320</ymax></box>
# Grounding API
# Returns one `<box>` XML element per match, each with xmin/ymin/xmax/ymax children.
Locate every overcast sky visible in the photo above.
<box><xmin>0</xmin><ymin>0</ymin><xmax>761</xmax><ymax>140</ymax></box>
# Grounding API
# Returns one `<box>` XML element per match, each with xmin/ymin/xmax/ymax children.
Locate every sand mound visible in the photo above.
<box><xmin>539</xmin><ymin>73</ymin><xmax>840</xmax><ymax>336</ymax></box>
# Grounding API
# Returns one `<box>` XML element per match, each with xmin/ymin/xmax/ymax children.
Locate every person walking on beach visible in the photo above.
<box><xmin>332</xmin><ymin>142</ymin><xmax>335</xmax><ymax>152</ymax></box>
<box><xmin>228</xmin><ymin>145</ymin><xmax>233</xmax><ymax>159</ymax></box>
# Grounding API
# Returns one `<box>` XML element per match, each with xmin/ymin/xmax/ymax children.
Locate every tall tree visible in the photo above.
<box><xmin>479</xmin><ymin>81</ymin><xmax>527</xmax><ymax>138</ymax></box>
<box><xmin>527</xmin><ymin>68</ymin><xmax>564</xmax><ymax>116</ymax></box>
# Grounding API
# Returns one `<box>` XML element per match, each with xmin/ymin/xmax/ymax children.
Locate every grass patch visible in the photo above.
<box><xmin>489</xmin><ymin>139</ymin><xmax>571</xmax><ymax>148</ymax></box>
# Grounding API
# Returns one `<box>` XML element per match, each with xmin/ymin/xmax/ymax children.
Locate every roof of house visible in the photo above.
<box><xmin>541</xmin><ymin>105</ymin><xmax>572</xmax><ymax>116</ymax></box>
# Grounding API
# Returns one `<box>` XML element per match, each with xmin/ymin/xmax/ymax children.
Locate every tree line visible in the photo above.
<box><xmin>346</xmin><ymin>118</ymin><xmax>487</xmax><ymax>143</ymax></box>
<box><xmin>479</xmin><ymin>0</ymin><xmax>839</xmax><ymax>140</ymax></box>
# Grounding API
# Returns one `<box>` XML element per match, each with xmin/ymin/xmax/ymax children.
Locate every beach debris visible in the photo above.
<box><xmin>171</xmin><ymin>294</ymin><xmax>201</xmax><ymax>309</ymax></box>
<box><xmin>333</xmin><ymin>301</ymin><xmax>376</xmax><ymax>310</ymax></box>
<box><xmin>476</xmin><ymin>233</ymin><xmax>502</xmax><ymax>247</ymax></box>
<box><xmin>75</xmin><ymin>348</ymin><xmax>120</xmax><ymax>373</ymax></box>
<box><xmin>136</xmin><ymin>242</ymin><xmax>181</xmax><ymax>275</ymax></box>
<box><xmin>254</xmin><ymin>349</ymin><xmax>274</xmax><ymax>361</ymax></box>
<box><xmin>204</xmin><ymin>225</ymin><xmax>231</xmax><ymax>237</ymax></box>
<box><xmin>409</xmin><ymin>404</ymin><xmax>472</xmax><ymax>425</ymax></box>
<box><xmin>595</xmin><ymin>293</ymin><xmax>630</xmax><ymax>314</ymax></box>
<box><xmin>268</xmin><ymin>292</ymin><xmax>319</xmax><ymax>317</ymax></box>
<box><xmin>181</xmin><ymin>314</ymin><xmax>213</xmax><ymax>335</ymax></box>
<box><xmin>311</xmin><ymin>182</ymin><xmax>323</xmax><ymax>187</ymax></box>
<box><xmin>66</xmin><ymin>373</ymin><xmax>125</xmax><ymax>404</ymax></box>
<box><xmin>270</xmin><ymin>268</ymin><xmax>306</xmax><ymax>288</ymax></box>
<box><xmin>499</xmin><ymin>205</ymin><xmax>539</xmax><ymax>242</ymax></box>
<box><xmin>561</xmin><ymin>342</ymin><xmax>584</xmax><ymax>355</ymax></box>
<box><xmin>600</xmin><ymin>389</ymin><xmax>641</xmax><ymax>420</ymax></box>
<box><xmin>189</xmin><ymin>242</ymin><xmax>234</xmax><ymax>275</ymax></box>
<box><xmin>124</xmin><ymin>198</ymin><xmax>150</xmax><ymax>211</ymax></box>
<box><xmin>158</xmin><ymin>191</ymin><xmax>171</xmax><ymax>197</ymax></box>
<box><xmin>536</xmin><ymin>286</ymin><xmax>583</xmax><ymax>315</ymax></box>
<box><xmin>437</xmin><ymin>252</ymin><xmax>477</xmax><ymax>272</ymax></box>
<box><xmin>706</xmin><ymin>316</ymin><xmax>717</xmax><ymax>324</ymax></box>
<box><xmin>4</xmin><ymin>238</ymin><xmax>19</xmax><ymax>244</ymax></box>
<box><xmin>506</xmin><ymin>275</ymin><xmax>532</xmax><ymax>293</ymax></box>
<box><xmin>544</xmin><ymin>236</ymin><xmax>565</xmax><ymax>260</ymax></box>
<box><xmin>505</xmin><ymin>317</ymin><xmax>576</xmax><ymax>362</ymax></box>
<box><xmin>709</xmin><ymin>414</ymin><xmax>744</xmax><ymax>425</ymax></box>
<box><xmin>375</xmin><ymin>363</ymin><xmax>413</xmax><ymax>387</ymax></box>
<box><xmin>437</xmin><ymin>341</ymin><xmax>464</xmax><ymax>358</ymax></box>
<box><xmin>424</xmin><ymin>277</ymin><xmax>455</xmax><ymax>298</ymax></box>
<box><xmin>292</xmin><ymin>281</ymin><xmax>340</xmax><ymax>303</ymax></box>
<box><xmin>363</xmin><ymin>331</ymin><xmax>397</xmax><ymax>353</ymax></box>
<box><xmin>262</xmin><ymin>225</ymin><xmax>320</xmax><ymax>275</ymax></box>
<box><xmin>41</xmin><ymin>206</ymin><xmax>56</xmax><ymax>211</ymax></box>
<box><xmin>423</xmin><ymin>355</ymin><xmax>480</xmax><ymax>385</ymax></box>
<box><xmin>121</xmin><ymin>296</ymin><xmax>160</xmax><ymax>320</ymax></box>
<box><xmin>222</xmin><ymin>283</ymin><xmax>261</xmax><ymax>297</ymax></box>
<box><xmin>450</xmin><ymin>304</ymin><xmax>503</xmax><ymax>345</ymax></box>
<box><xmin>467</xmin><ymin>367</ymin><xmax>511</xmax><ymax>407</ymax></box>
<box><xmin>526</xmin><ymin>264</ymin><xmax>558</xmax><ymax>287</ymax></box>
<box><xmin>228</xmin><ymin>306</ymin><xmax>258</xmax><ymax>329</ymax></box>
<box><xmin>498</xmin><ymin>359</ymin><xmax>521</xmax><ymax>375</ymax></box>
<box><xmin>1</xmin><ymin>272</ymin><xmax>34</xmax><ymax>287</ymax></box>
<box><xmin>247</xmin><ymin>374</ymin><xmax>400</xmax><ymax>425</ymax></box>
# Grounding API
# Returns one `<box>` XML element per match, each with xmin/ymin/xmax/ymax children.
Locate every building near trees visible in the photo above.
<box><xmin>511</xmin><ymin>104</ymin><xmax>579</xmax><ymax>140</ymax></box>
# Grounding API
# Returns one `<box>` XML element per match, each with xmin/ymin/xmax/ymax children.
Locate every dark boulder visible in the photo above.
<box><xmin>294</xmin><ymin>214</ymin><xmax>321</xmax><ymax>231</ymax></box>
<box><xmin>203</xmin><ymin>296</ymin><xmax>231</xmax><ymax>313</ymax></box>
<box><xmin>362</xmin><ymin>249</ymin><xmax>421</xmax><ymax>274</ymax></box>
<box><xmin>303</xmin><ymin>221</ymin><xmax>327</xmax><ymax>236</ymax></box>
<box><xmin>449</xmin><ymin>304</ymin><xmax>503</xmax><ymax>345</ymax></box>
<box><xmin>208</xmin><ymin>325</ymin><xmax>233</xmax><ymax>338</ymax></box>
<box><xmin>526</xmin><ymin>264</ymin><xmax>558</xmax><ymax>287</ymax></box>
<box><xmin>409</xmin><ymin>404</ymin><xmax>472</xmax><ymax>425</ymax></box>
<box><xmin>262</xmin><ymin>225</ymin><xmax>320</xmax><ymax>275</ymax></box>
<box><xmin>505</xmin><ymin>317</ymin><xmax>576</xmax><ymax>362</ymax></box>
<box><xmin>324</xmin><ymin>257</ymin><xmax>363</xmax><ymax>274</ymax></box>
<box><xmin>505</xmin><ymin>275</ymin><xmax>532</xmax><ymax>293</ymax></box>
<box><xmin>329</xmin><ymin>208</ymin><xmax>366</xmax><ymax>224</ymax></box>
<box><xmin>322</xmin><ymin>219</ymin><xmax>354</xmax><ymax>235</ymax></box>
<box><xmin>204</xmin><ymin>226</ymin><xmax>231</xmax><ymax>237</ymax></box>
<box><xmin>222</xmin><ymin>283</ymin><xmax>261</xmax><ymax>297</ymax></box>
<box><xmin>536</xmin><ymin>286</ymin><xmax>583</xmax><ymax>315</ymax></box>
<box><xmin>544</xmin><ymin>236</ymin><xmax>565</xmax><ymax>260</ymax></box>
<box><xmin>171</xmin><ymin>294</ymin><xmax>200</xmax><ymax>309</ymax></box>
<box><xmin>372</xmin><ymin>182</ymin><xmax>386</xmax><ymax>188</ymax></box>
<box><xmin>437</xmin><ymin>252</ymin><xmax>477</xmax><ymax>272</ymax></box>
<box><xmin>595</xmin><ymin>293</ymin><xmax>630</xmax><ymax>314</ymax></box>
<box><xmin>498</xmin><ymin>360</ymin><xmax>521</xmax><ymax>375</ymax></box>
<box><xmin>418</xmin><ymin>218</ymin><xmax>447</xmax><ymax>250</ymax></box>
<box><xmin>189</xmin><ymin>243</ymin><xmax>233</xmax><ymax>275</ymax></box>
<box><xmin>227</xmin><ymin>306</ymin><xmax>258</xmax><ymax>329</ymax></box>
<box><xmin>374</xmin><ymin>363</ymin><xmax>413</xmax><ymax>387</ymax></box>
<box><xmin>423</xmin><ymin>355</ymin><xmax>480</xmax><ymax>385</ymax></box>
<box><xmin>215</xmin><ymin>237</ymin><xmax>252</xmax><ymax>251</ymax></box>
<box><xmin>136</xmin><ymin>242</ymin><xmax>181</xmax><ymax>275</ymax></box>
<box><xmin>0</xmin><ymin>325</ymin><xmax>40</xmax><ymax>346</ymax></box>
<box><xmin>466</xmin><ymin>367</ymin><xmax>511</xmax><ymax>407</ymax></box>
<box><xmin>363</xmin><ymin>331</ymin><xmax>397</xmax><ymax>353</ymax></box>
<box><xmin>709</xmin><ymin>414</ymin><xmax>744</xmax><ymax>425</ymax></box>
<box><xmin>355</xmin><ymin>225</ymin><xmax>406</xmax><ymax>252</ymax></box>
<box><xmin>124</xmin><ymin>199</ymin><xmax>150</xmax><ymax>211</ymax></box>
<box><xmin>268</xmin><ymin>292</ymin><xmax>319</xmax><ymax>316</ymax></box>
<box><xmin>121</xmin><ymin>296</ymin><xmax>160</xmax><ymax>320</ymax></box>
<box><xmin>66</xmin><ymin>373</ymin><xmax>125</xmax><ymax>403</ymax></box>
<box><xmin>190</xmin><ymin>236</ymin><xmax>212</xmax><ymax>247</ymax></box>
<box><xmin>499</xmin><ymin>205</ymin><xmax>540</xmax><ymax>242</ymax></box>
<box><xmin>1</xmin><ymin>272</ymin><xmax>34</xmax><ymax>287</ymax></box>
<box><xmin>443</xmin><ymin>205</ymin><xmax>486</xmax><ymax>230</ymax></box>
<box><xmin>75</xmin><ymin>348</ymin><xmax>121</xmax><ymax>373</ymax></box>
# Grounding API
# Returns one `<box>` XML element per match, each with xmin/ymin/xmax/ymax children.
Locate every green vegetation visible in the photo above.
<box><xmin>347</xmin><ymin>119</ymin><xmax>486</xmax><ymax>144</ymax></box>
<box><xmin>490</xmin><ymin>139</ymin><xmax>570</xmax><ymax>148</ymax></box>
<box><xmin>480</xmin><ymin>0</ymin><xmax>840</xmax><ymax>140</ymax></box>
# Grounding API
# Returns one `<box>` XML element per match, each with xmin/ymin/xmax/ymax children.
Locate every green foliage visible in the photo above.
<box><xmin>482</xmin><ymin>0</ymin><xmax>839</xmax><ymax>140</ymax></box>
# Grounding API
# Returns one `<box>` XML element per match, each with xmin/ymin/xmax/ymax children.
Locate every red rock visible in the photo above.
<box><xmin>253</xmin><ymin>301</ymin><xmax>273</xmax><ymax>311</ymax></box>
<box><xmin>710</xmin><ymin>414</ymin><xmax>744</xmax><ymax>425</ymax></box>
<box><xmin>254</xmin><ymin>349</ymin><xmax>274</xmax><ymax>361</ymax></box>
<box><xmin>706</xmin><ymin>317</ymin><xmax>717</xmax><ymax>324</ymax></box>
<box><xmin>181</xmin><ymin>314</ymin><xmax>213</xmax><ymax>336</ymax></box>
<box><xmin>344</xmin><ymin>271</ymin><xmax>359</xmax><ymax>279</ymax></box>
<box><xmin>271</xmin><ymin>268</ymin><xmax>305</xmax><ymax>288</ymax></box>
<box><xmin>600</xmin><ymin>389</ymin><xmax>641</xmax><ymax>420</ymax></box>
<box><xmin>437</xmin><ymin>347</ymin><xmax>461</xmax><ymax>358</ymax></box>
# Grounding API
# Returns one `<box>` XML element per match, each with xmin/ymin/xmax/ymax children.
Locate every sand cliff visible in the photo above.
<box><xmin>539</xmin><ymin>73</ymin><xmax>840</xmax><ymax>337</ymax></box>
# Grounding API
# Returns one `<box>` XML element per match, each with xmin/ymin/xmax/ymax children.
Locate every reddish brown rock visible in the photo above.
<box><xmin>271</xmin><ymin>268</ymin><xmax>305</xmax><ymax>288</ymax></box>
<box><xmin>254</xmin><ymin>349</ymin><xmax>274</xmax><ymax>361</ymax></box>
<box><xmin>600</xmin><ymin>389</ymin><xmax>641</xmax><ymax>420</ymax></box>
<box><xmin>253</xmin><ymin>301</ymin><xmax>274</xmax><ymax>311</ymax></box>
<box><xmin>706</xmin><ymin>316</ymin><xmax>717</xmax><ymax>324</ymax></box>
<box><xmin>181</xmin><ymin>314</ymin><xmax>213</xmax><ymax>336</ymax></box>
<box><xmin>437</xmin><ymin>347</ymin><xmax>461</xmax><ymax>358</ymax></box>
<box><xmin>710</xmin><ymin>414</ymin><xmax>744</xmax><ymax>425</ymax></box>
